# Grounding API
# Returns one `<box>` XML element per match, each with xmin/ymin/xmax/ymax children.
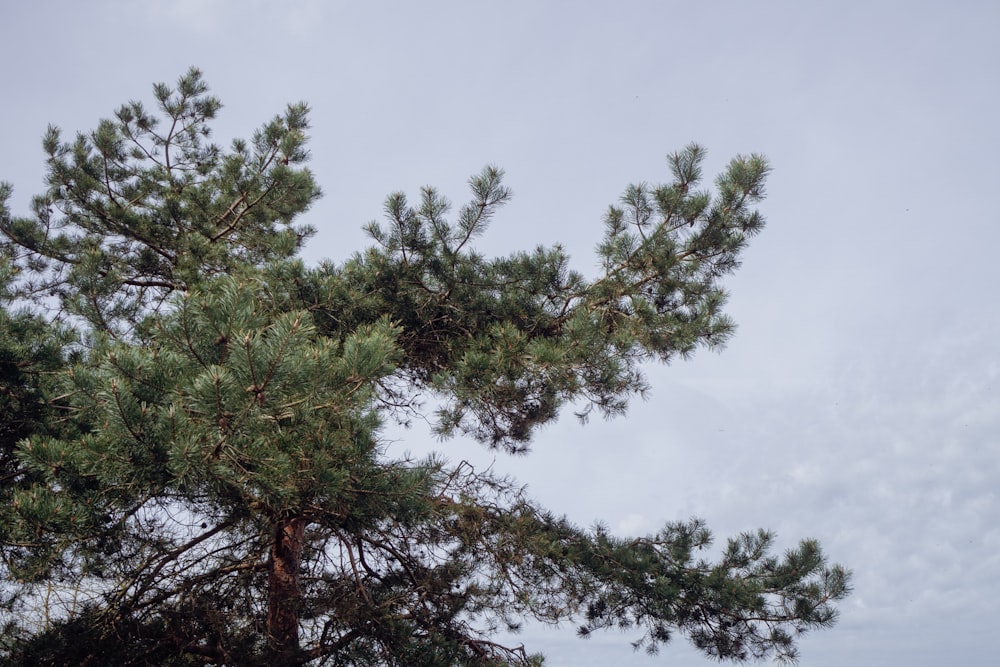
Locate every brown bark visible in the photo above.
<box><xmin>267</xmin><ymin>516</ymin><xmax>307</xmax><ymax>665</ymax></box>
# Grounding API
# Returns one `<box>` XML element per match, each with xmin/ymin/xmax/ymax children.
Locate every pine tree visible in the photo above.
<box><xmin>0</xmin><ymin>69</ymin><xmax>850</xmax><ymax>666</ymax></box>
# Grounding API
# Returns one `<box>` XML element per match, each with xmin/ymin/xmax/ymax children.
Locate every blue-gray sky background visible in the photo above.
<box><xmin>2</xmin><ymin>2</ymin><xmax>998</xmax><ymax>665</ymax></box>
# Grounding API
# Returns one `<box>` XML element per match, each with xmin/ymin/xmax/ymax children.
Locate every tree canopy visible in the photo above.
<box><xmin>0</xmin><ymin>68</ymin><xmax>849</xmax><ymax>666</ymax></box>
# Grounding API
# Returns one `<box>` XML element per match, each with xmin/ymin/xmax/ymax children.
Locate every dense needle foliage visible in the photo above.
<box><xmin>0</xmin><ymin>69</ymin><xmax>849</xmax><ymax>666</ymax></box>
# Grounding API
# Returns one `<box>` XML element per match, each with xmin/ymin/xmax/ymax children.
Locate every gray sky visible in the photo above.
<box><xmin>2</xmin><ymin>1</ymin><xmax>998</xmax><ymax>665</ymax></box>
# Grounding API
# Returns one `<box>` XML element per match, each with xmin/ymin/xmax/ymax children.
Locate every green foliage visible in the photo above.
<box><xmin>0</xmin><ymin>250</ymin><xmax>80</xmax><ymax>559</ymax></box>
<box><xmin>0</xmin><ymin>71</ymin><xmax>849</xmax><ymax>666</ymax></box>
<box><xmin>1</xmin><ymin>66</ymin><xmax>320</xmax><ymax>336</ymax></box>
<box><xmin>304</xmin><ymin>145</ymin><xmax>767</xmax><ymax>451</ymax></box>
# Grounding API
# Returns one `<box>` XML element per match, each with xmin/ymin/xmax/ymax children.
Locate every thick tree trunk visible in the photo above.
<box><xmin>267</xmin><ymin>516</ymin><xmax>307</xmax><ymax>665</ymax></box>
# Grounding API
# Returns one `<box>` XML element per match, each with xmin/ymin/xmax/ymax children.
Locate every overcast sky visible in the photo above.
<box><xmin>2</xmin><ymin>2</ymin><xmax>998</xmax><ymax>665</ymax></box>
